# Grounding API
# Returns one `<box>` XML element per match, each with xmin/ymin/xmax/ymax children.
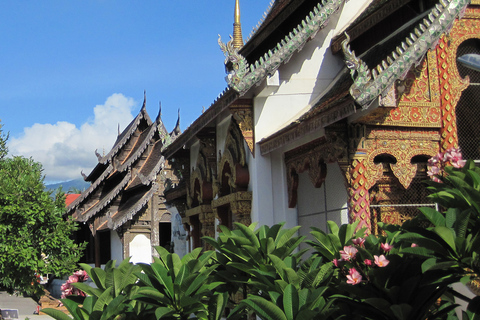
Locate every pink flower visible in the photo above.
<box><xmin>427</xmin><ymin>165</ymin><xmax>440</xmax><ymax>178</ymax></box>
<box><xmin>444</xmin><ymin>148</ymin><xmax>467</xmax><ymax>168</ymax></box>
<box><xmin>60</xmin><ymin>282</ymin><xmax>71</xmax><ymax>291</ymax></box>
<box><xmin>68</xmin><ymin>274</ymin><xmax>79</xmax><ymax>283</ymax></box>
<box><xmin>333</xmin><ymin>259</ymin><xmax>339</xmax><ymax>267</ymax></box>
<box><xmin>411</xmin><ymin>243</ymin><xmax>418</xmax><ymax>247</ymax></box>
<box><xmin>74</xmin><ymin>270</ymin><xmax>89</xmax><ymax>282</ymax></box>
<box><xmin>428</xmin><ymin>153</ymin><xmax>443</xmax><ymax>166</ymax></box>
<box><xmin>346</xmin><ymin>268</ymin><xmax>362</xmax><ymax>285</ymax></box>
<box><xmin>352</xmin><ymin>237</ymin><xmax>365</xmax><ymax>246</ymax></box>
<box><xmin>381</xmin><ymin>243</ymin><xmax>393</xmax><ymax>252</ymax></box>
<box><xmin>340</xmin><ymin>246</ymin><xmax>358</xmax><ymax>261</ymax></box>
<box><xmin>364</xmin><ymin>259</ymin><xmax>372</xmax><ymax>266</ymax></box>
<box><xmin>374</xmin><ymin>255</ymin><xmax>390</xmax><ymax>267</ymax></box>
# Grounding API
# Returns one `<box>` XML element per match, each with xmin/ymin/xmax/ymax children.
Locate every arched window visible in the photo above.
<box><xmin>456</xmin><ymin>38</ymin><xmax>480</xmax><ymax>160</ymax></box>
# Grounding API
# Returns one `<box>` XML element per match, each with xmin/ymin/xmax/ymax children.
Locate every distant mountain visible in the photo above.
<box><xmin>45</xmin><ymin>178</ymin><xmax>90</xmax><ymax>193</ymax></box>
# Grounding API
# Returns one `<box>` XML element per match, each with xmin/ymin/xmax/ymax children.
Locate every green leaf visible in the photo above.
<box><xmin>240</xmin><ymin>295</ymin><xmax>287</xmax><ymax>320</ymax></box>
<box><xmin>434</xmin><ymin>226</ymin><xmax>457</xmax><ymax>253</ymax></box>
<box><xmin>93</xmin><ymin>287</ymin><xmax>113</xmax><ymax>312</ymax></box>
<box><xmin>419</xmin><ymin>207</ymin><xmax>446</xmax><ymax>227</ymax></box>
<box><xmin>208</xmin><ymin>292</ymin><xmax>228</xmax><ymax>320</ymax></box>
<box><xmin>283</xmin><ymin>284</ymin><xmax>299</xmax><ymax>320</ymax></box>
<box><xmin>41</xmin><ymin>308</ymin><xmax>74</xmax><ymax>320</ymax></box>
<box><xmin>235</xmin><ymin>222</ymin><xmax>260</xmax><ymax>248</ymax></box>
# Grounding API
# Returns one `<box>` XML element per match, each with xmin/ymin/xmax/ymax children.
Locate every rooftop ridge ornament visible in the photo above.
<box><xmin>219</xmin><ymin>0</ymin><xmax>345</xmax><ymax>95</ymax></box>
<box><xmin>343</xmin><ymin>0</ymin><xmax>469</xmax><ymax>108</ymax></box>
<box><xmin>245</xmin><ymin>0</ymin><xmax>274</xmax><ymax>43</ymax></box>
<box><xmin>233</xmin><ymin>0</ymin><xmax>243</xmax><ymax>49</ymax></box>
<box><xmin>141</xmin><ymin>90</ymin><xmax>146</xmax><ymax>111</ymax></box>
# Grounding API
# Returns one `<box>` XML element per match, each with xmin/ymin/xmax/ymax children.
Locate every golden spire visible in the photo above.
<box><xmin>233</xmin><ymin>0</ymin><xmax>243</xmax><ymax>49</ymax></box>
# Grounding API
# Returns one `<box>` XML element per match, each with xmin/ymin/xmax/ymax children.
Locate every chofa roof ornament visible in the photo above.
<box><xmin>219</xmin><ymin>0</ymin><xmax>345</xmax><ymax>95</ymax></box>
<box><xmin>342</xmin><ymin>0</ymin><xmax>469</xmax><ymax>108</ymax></box>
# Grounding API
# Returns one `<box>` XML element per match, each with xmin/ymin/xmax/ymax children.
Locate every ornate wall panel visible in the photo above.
<box><xmin>436</xmin><ymin>16</ymin><xmax>480</xmax><ymax>150</ymax></box>
<box><xmin>343</xmin><ymin>126</ymin><xmax>440</xmax><ymax>233</ymax></box>
<box><xmin>355</xmin><ymin>51</ymin><xmax>442</xmax><ymax>128</ymax></box>
<box><xmin>212</xmin><ymin>119</ymin><xmax>252</xmax><ymax>229</ymax></box>
<box><xmin>285</xmin><ymin>135</ymin><xmax>347</xmax><ymax>208</ymax></box>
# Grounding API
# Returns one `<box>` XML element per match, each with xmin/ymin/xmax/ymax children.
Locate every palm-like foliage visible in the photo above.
<box><xmin>133</xmin><ymin>246</ymin><xmax>226</xmax><ymax>320</ymax></box>
<box><xmin>204</xmin><ymin>222</ymin><xmax>308</xmax><ymax>299</ymax></box>
<box><xmin>42</xmin><ymin>259</ymin><xmax>148</xmax><ymax>320</ymax></box>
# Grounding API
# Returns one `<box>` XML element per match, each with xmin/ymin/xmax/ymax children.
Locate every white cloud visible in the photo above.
<box><xmin>8</xmin><ymin>93</ymin><xmax>136</xmax><ymax>183</ymax></box>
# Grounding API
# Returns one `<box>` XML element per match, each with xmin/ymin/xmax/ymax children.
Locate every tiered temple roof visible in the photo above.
<box><xmin>67</xmin><ymin>95</ymin><xmax>179</xmax><ymax>233</ymax></box>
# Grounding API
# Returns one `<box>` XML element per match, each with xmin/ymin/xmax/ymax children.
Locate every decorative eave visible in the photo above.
<box><xmin>331</xmin><ymin>0</ymin><xmax>412</xmax><ymax>54</ymax></box>
<box><xmin>162</xmin><ymin>88</ymin><xmax>239</xmax><ymax>159</ymax></box>
<box><xmin>219</xmin><ymin>0</ymin><xmax>345</xmax><ymax>95</ymax></box>
<box><xmin>67</xmin><ymin>164</ymin><xmax>114</xmax><ymax>212</ymax></box>
<box><xmin>117</xmin><ymin>122</ymin><xmax>158</xmax><ymax>172</ymax></box>
<box><xmin>126</xmin><ymin>150</ymin><xmax>165</xmax><ymax>191</ymax></box>
<box><xmin>74</xmin><ymin>171</ymin><xmax>132</xmax><ymax>222</ymax></box>
<box><xmin>242</xmin><ymin>0</ymin><xmax>275</xmax><ymax>44</ymax></box>
<box><xmin>343</xmin><ymin>0</ymin><xmax>469</xmax><ymax>108</ymax></box>
<box><xmin>259</xmin><ymin>97</ymin><xmax>355</xmax><ymax>155</ymax></box>
<box><xmin>109</xmin><ymin>183</ymin><xmax>159</xmax><ymax>230</ymax></box>
<box><xmin>99</xmin><ymin>103</ymin><xmax>152</xmax><ymax>165</ymax></box>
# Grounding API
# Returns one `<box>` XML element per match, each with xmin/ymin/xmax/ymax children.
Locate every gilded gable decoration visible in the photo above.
<box><xmin>285</xmin><ymin>134</ymin><xmax>347</xmax><ymax>208</ymax></box>
<box><xmin>343</xmin><ymin>0</ymin><xmax>469</xmax><ymax>108</ymax></box>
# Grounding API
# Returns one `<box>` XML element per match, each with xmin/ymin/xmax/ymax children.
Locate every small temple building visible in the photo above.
<box><xmin>67</xmin><ymin>95</ymin><xmax>180</xmax><ymax>266</ymax></box>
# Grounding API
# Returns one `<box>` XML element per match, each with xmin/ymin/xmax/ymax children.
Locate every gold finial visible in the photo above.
<box><xmin>233</xmin><ymin>0</ymin><xmax>243</xmax><ymax>49</ymax></box>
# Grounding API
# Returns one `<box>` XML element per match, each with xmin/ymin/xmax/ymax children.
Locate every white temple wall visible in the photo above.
<box><xmin>189</xmin><ymin>140</ymin><xmax>200</xmax><ymax>170</ymax></box>
<box><xmin>251</xmin><ymin>146</ymin><xmax>274</xmax><ymax>227</ymax></box>
<box><xmin>169</xmin><ymin>206</ymin><xmax>187</xmax><ymax>259</ymax></box>
<box><xmin>129</xmin><ymin>234</ymin><xmax>152</xmax><ymax>264</ymax></box>
<box><xmin>216</xmin><ymin>116</ymin><xmax>231</xmax><ymax>160</ymax></box>
<box><xmin>110</xmin><ymin>230</ymin><xmax>123</xmax><ymax>262</ymax></box>
<box><xmin>296</xmin><ymin>163</ymin><xmax>348</xmax><ymax>250</ymax></box>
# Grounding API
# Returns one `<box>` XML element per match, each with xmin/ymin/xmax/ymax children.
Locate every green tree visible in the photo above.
<box><xmin>0</xmin><ymin>121</ymin><xmax>8</xmax><ymax>159</ymax></box>
<box><xmin>0</xmin><ymin>128</ymin><xmax>85</xmax><ymax>296</ymax></box>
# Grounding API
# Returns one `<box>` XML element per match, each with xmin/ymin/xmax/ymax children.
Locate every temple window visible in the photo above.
<box><xmin>456</xmin><ymin>38</ymin><xmax>480</xmax><ymax>160</ymax></box>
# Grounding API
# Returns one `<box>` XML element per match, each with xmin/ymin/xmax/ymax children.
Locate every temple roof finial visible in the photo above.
<box><xmin>155</xmin><ymin>101</ymin><xmax>162</xmax><ymax>123</ymax></box>
<box><xmin>141</xmin><ymin>90</ymin><xmax>147</xmax><ymax>111</ymax></box>
<box><xmin>170</xmin><ymin>108</ymin><xmax>181</xmax><ymax>137</ymax></box>
<box><xmin>233</xmin><ymin>0</ymin><xmax>243</xmax><ymax>49</ymax></box>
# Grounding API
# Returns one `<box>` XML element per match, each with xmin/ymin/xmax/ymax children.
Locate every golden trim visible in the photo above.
<box><xmin>471</xmin><ymin>0</ymin><xmax>480</xmax><ymax>5</ymax></box>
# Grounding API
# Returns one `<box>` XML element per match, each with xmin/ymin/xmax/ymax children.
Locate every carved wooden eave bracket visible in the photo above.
<box><xmin>285</xmin><ymin>134</ymin><xmax>347</xmax><ymax>208</ymax></box>
<box><xmin>230</xmin><ymin>99</ymin><xmax>254</xmax><ymax>155</ymax></box>
<box><xmin>343</xmin><ymin>0</ymin><xmax>469</xmax><ymax>108</ymax></box>
<box><xmin>219</xmin><ymin>0</ymin><xmax>345</xmax><ymax>95</ymax></box>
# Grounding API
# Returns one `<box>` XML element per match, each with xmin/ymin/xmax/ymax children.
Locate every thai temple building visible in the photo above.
<box><xmin>69</xmin><ymin>0</ymin><xmax>480</xmax><ymax>266</ymax></box>
<box><xmin>164</xmin><ymin>0</ymin><xmax>480</xmax><ymax>252</ymax></box>
<box><xmin>67</xmin><ymin>95</ymin><xmax>180</xmax><ymax>266</ymax></box>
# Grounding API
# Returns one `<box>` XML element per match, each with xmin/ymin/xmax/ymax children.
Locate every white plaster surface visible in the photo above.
<box><xmin>296</xmin><ymin>163</ymin><xmax>348</xmax><ymax>250</ymax></box>
<box><xmin>110</xmin><ymin>229</ymin><xmax>123</xmax><ymax>262</ymax></box>
<box><xmin>129</xmin><ymin>234</ymin><xmax>152</xmax><ymax>264</ymax></box>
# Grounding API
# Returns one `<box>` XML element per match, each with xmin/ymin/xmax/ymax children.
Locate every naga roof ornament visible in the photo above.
<box><xmin>219</xmin><ymin>0</ymin><xmax>345</xmax><ymax>95</ymax></box>
<box><xmin>343</xmin><ymin>0</ymin><xmax>469</xmax><ymax>108</ymax></box>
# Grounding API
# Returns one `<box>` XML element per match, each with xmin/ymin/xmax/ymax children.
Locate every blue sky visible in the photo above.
<box><xmin>0</xmin><ymin>1</ymin><xmax>270</xmax><ymax>182</ymax></box>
